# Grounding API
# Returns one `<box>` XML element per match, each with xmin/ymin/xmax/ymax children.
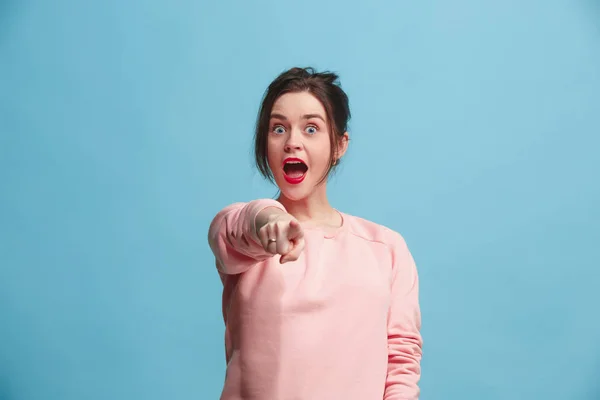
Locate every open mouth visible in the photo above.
<box><xmin>283</xmin><ymin>158</ymin><xmax>308</xmax><ymax>184</ymax></box>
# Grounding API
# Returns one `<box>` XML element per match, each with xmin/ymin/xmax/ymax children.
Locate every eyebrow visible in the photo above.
<box><xmin>270</xmin><ymin>113</ymin><xmax>326</xmax><ymax>122</ymax></box>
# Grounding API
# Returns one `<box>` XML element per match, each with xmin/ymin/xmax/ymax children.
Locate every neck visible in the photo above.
<box><xmin>276</xmin><ymin>185</ymin><xmax>338</xmax><ymax>225</ymax></box>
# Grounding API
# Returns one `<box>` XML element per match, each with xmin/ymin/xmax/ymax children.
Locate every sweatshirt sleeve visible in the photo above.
<box><xmin>384</xmin><ymin>232</ymin><xmax>423</xmax><ymax>400</ymax></box>
<box><xmin>207</xmin><ymin>199</ymin><xmax>287</xmax><ymax>275</ymax></box>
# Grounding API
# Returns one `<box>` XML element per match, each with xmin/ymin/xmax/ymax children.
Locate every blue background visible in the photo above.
<box><xmin>1</xmin><ymin>1</ymin><xmax>599</xmax><ymax>399</ymax></box>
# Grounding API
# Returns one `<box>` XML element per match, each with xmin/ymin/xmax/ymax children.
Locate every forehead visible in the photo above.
<box><xmin>271</xmin><ymin>92</ymin><xmax>326</xmax><ymax>118</ymax></box>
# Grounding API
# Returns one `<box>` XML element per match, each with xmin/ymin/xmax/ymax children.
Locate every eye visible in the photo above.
<box><xmin>305</xmin><ymin>125</ymin><xmax>318</xmax><ymax>135</ymax></box>
<box><xmin>272</xmin><ymin>125</ymin><xmax>286</xmax><ymax>135</ymax></box>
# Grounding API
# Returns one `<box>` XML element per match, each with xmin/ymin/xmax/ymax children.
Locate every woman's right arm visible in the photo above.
<box><xmin>207</xmin><ymin>199</ymin><xmax>286</xmax><ymax>275</ymax></box>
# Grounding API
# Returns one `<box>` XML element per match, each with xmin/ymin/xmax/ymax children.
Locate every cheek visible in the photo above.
<box><xmin>313</xmin><ymin>140</ymin><xmax>332</xmax><ymax>168</ymax></box>
<box><xmin>266</xmin><ymin>140</ymin><xmax>280</xmax><ymax>169</ymax></box>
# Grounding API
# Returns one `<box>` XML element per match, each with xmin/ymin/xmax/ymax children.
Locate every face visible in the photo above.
<box><xmin>267</xmin><ymin>92</ymin><xmax>347</xmax><ymax>201</ymax></box>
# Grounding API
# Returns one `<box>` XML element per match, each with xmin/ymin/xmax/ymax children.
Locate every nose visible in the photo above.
<box><xmin>284</xmin><ymin>129</ymin><xmax>302</xmax><ymax>152</ymax></box>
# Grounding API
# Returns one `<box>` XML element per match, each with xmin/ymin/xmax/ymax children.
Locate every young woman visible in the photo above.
<box><xmin>208</xmin><ymin>67</ymin><xmax>422</xmax><ymax>399</ymax></box>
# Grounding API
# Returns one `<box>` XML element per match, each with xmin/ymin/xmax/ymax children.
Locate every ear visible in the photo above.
<box><xmin>335</xmin><ymin>132</ymin><xmax>350</xmax><ymax>161</ymax></box>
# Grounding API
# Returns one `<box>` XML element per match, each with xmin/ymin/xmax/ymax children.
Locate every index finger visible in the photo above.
<box><xmin>287</xmin><ymin>219</ymin><xmax>304</xmax><ymax>240</ymax></box>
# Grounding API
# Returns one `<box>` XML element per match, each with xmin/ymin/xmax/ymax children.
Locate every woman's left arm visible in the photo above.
<box><xmin>384</xmin><ymin>232</ymin><xmax>423</xmax><ymax>400</ymax></box>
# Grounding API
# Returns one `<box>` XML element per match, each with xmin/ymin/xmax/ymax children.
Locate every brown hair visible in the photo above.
<box><xmin>254</xmin><ymin>67</ymin><xmax>351</xmax><ymax>184</ymax></box>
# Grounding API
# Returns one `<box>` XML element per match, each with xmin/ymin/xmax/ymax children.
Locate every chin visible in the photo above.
<box><xmin>275</xmin><ymin>178</ymin><xmax>314</xmax><ymax>201</ymax></box>
<box><xmin>278</xmin><ymin>186</ymin><xmax>310</xmax><ymax>201</ymax></box>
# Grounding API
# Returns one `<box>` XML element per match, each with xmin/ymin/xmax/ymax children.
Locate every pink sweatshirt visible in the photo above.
<box><xmin>208</xmin><ymin>199</ymin><xmax>422</xmax><ymax>400</ymax></box>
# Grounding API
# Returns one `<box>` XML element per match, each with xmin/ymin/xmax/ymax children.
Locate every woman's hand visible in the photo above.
<box><xmin>255</xmin><ymin>208</ymin><xmax>305</xmax><ymax>264</ymax></box>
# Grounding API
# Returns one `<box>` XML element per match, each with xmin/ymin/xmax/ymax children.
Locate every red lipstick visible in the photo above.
<box><xmin>282</xmin><ymin>157</ymin><xmax>308</xmax><ymax>185</ymax></box>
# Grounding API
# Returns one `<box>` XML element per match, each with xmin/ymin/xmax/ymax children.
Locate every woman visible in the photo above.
<box><xmin>208</xmin><ymin>67</ymin><xmax>422</xmax><ymax>399</ymax></box>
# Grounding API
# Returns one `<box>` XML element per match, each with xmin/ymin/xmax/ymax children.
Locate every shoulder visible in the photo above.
<box><xmin>341</xmin><ymin>212</ymin><xmax>417</xmax><ymax>281</ymax></box>
<box><xmin>341</xmin><ymin>211</ymin><xmax>408</xmax><ymax>250</ymax></box>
